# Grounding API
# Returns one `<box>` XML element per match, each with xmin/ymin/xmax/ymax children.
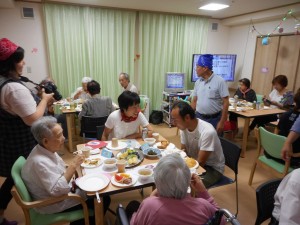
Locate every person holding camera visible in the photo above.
<box><xmin>0</xmin><ymin>38</ymin><xmax>54</xmax><ymax>225</ymax></box>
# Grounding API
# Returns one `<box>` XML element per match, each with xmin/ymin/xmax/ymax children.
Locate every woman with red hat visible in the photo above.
<box><xmin>0</xmin><ymin>38</ymin><xmax>53</xmax><ymax>225</ymax></box>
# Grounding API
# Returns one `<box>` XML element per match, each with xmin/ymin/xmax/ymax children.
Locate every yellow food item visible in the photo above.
<box><xmin>157</xmin><ymin>140</ymin><xmax>169</xmax><ymax>149</ymax></box>
<box><xmin>118</xmin><ymin>151</ymin><xmax>128</xmax><ymax>159</ymax></box>
<box><xmin>185</xmin><ymin>157</ymin><xmax>197</xmax><ymax>168</ymax></box>
<box><xmin>128</xmin><ymin>156</ymin><xmax>138</xmax><ymax>165</ymax></box>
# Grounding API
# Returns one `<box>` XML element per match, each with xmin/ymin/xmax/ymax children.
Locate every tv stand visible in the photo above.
<box><xmin>161</xmin><ymin>91</ymin><xmax>191</xmax><ymax>127</ymax></box>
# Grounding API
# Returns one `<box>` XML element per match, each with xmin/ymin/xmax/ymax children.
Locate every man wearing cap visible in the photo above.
<box><xmin>119</xmin><ymin>72</ymin><xmax>138</xmax><ymax>93</ymax></box>
<box><xmin>191</xmin><ymin>54</ymin><xmax>229</xmax><ymax>135</ymax></box>
<box><xmin>72</xmin><ymin>76</ymin><xmax>92</xmax><ymax>100</ymax></box>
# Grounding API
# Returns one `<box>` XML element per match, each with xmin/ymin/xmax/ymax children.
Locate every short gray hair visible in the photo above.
<box><xmin>31</xmin><ymin>116</ymin><xmax>57</xmax><ymax>145</ymax></box>
<box><xmin>119</xmin><ymin>72</ymin><xmax>130</xmax><ymax>82</ymax></box>
<box><xmin>154</xmin><ymin>154</ymin><xmax>191</xmax><ymax>199</ymax></box>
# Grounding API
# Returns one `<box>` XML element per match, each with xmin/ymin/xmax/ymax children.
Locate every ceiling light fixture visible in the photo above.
<box><xmin>199</xmin><ymin>3</ymin><xmax>229</xmax><ymax>11</ymax></box>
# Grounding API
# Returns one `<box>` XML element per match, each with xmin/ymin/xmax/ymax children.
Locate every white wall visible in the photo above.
<box><xmin>225</xmin><ymin>18</ymin><xmax>298</xmax><ymax>88</ymax></box>
<box><xmin>1</xmin><ymin>2</ymin><xmax>297</xmax><ymax>91</ymax></box>
<box><xmin>0</xmin><ymin>2</ymin><xmax>48</xmax><ymax>84</ymax></box>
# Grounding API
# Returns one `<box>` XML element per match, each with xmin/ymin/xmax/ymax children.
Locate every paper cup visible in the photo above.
<box><xmin>82</xmin><ymin>146</ymin><xmax>91</xmax><ymax>158</ymax></box>
<box><xmin>116</xmin><ymin>159</ymin><xmax>126</xmax><ymax>173</ymax></box>
<box><xmin>152</xmin><ymin>133</ymin><xmax>159</xmax><ymax>142</ymax></box>
<box><xmin>112</xmin><ymin>138</ymin><xmax>119</xmax><ymax>147</ymax></box>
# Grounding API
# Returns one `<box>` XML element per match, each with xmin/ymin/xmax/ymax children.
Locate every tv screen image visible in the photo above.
<box><xmin>191</xmin><ymin>54</ymin><xmax>237</xmax><ymax>82</ymax></box>
<box><xmin>164</xmin><ymin>72</ymin><xmax>185</xmax><ymax>93</ymax></box>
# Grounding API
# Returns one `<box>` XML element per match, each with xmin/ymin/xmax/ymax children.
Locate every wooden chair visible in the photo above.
<box><xmin>11</xmin><ymin>156</ymin><xmax>93</xmax><ymax>225</ymax></box>
<box><xmin>248</xmin><ymin>127</ymin><xmax>293</xmax><ymax>185</ymax></box>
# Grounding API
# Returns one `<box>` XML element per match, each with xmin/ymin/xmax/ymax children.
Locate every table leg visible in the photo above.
<box><xmin>241</xmin><ymin>118</ymin><xmax>250</xmax><ymax>158</ymax></box>
<box><xmin>94</xmin><ymin>197</ymin><xmax>104</xmax><ymax>225</ymax></box>
<box><xmin>66</xmin><ymin>113</ymin><xmax>74</xmax><ymax>152</ymax></box>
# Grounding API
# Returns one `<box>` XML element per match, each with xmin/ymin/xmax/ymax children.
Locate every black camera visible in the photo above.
<box><xmin>41</xmin><ymin>82</ymin><xmax>62</xmax><ymax>101</ymax></box>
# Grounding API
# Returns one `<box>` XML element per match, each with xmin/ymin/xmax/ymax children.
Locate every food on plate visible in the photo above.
<box><xmin>83</xmin><ymin>158</ymin><xmax>101</xmax><ymax>166</ymax></box>
<box><xmin>147</xmin><ymin>149</ymin><xmax>158</xmax><ymax>155</ymax></box>
<box><xmin>114</xmin><ymin>173</ymin><xmax>132</xmax><ymax>184</ymax></box>
<box><xmin>157</xmin><ymin>140</ymin><xmax>169</xmax><ymax>149</ymax></box>
<box><xmin>184</xmin><ymin>157</ymin><xmax>197</xmax><ymax>168</ymax></box>
<box><xmin>118</xmin><ymin>148</ymin><xmax>139</xmax><ymax>165</ymax></box>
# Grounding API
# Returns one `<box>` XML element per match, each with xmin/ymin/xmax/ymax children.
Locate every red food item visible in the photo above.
<box><xmin>115</xmin><ymin>174</ymin><xmax>123</xmax><ymax>182</ymax></box>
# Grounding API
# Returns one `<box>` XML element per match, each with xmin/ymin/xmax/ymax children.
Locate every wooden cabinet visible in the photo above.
<box><xmin>251</xmin><ymin>35</ymin><xmax>300</xmax><ymax>96</ymax></box>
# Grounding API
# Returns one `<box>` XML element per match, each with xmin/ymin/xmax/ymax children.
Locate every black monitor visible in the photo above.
<box><xmin>191</xmin><ymin>54</ymin><xmax>237</xmax><ymax>82</ymax></box>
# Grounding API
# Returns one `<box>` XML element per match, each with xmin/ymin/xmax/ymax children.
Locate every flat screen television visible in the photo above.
<box><xmin>164</xmin><ymin>72</ymin><xmax>185</xmax><ymax>93</ymax></box>
<box><xmin>191</xmin><ymin>54</ymin><xmax>237</xmax><ymax>82</ymax></box>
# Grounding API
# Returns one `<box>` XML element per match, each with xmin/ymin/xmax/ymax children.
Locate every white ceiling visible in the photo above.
<box><xmin>3</xmin><ymin>0</ymin><xmax>300</xmax><ymax>19</ymax></box>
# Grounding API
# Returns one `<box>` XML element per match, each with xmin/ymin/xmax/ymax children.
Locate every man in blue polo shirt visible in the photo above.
<box><xmin>191</xmin><ymin>54</ymin><xmax>229</xmax><ymax>135</ymax></box>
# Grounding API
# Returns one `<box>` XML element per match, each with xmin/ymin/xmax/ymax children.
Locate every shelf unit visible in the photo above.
<box><xmin>161</xmin><ymin>91</ymin><xmax>191</xmax><ymax>127</ymax></box>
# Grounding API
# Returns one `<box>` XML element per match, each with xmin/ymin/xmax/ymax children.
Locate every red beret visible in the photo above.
<box><xmin>0</xmin><ymin>38</ymin><xmax>19</xmax><ymax>61</ymax></box>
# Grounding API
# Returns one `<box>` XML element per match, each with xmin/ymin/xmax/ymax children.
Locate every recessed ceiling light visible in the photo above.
<box><xmin>199</xmin><ymin>3</ymin><xmax>229</xmax><ymax>11</ymax></box>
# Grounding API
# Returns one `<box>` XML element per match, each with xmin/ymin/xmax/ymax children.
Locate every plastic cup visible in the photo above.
<box><xmin>116</xmin><ymin>159</ymin><xmax>126</xmax><ymax>173</ymax></box>
<box><xmin>152</xmin><ymin>133</ymin><xmax>159</xmax><ymax>142</ymax></box>
<box><xmin>81</xmin><ymin>146</ymin><xmax>91</xmax><ymax>158</ymax></box>
<box><xmin>148</xmin><ymin>130</ymin><xmax>153</xmax><ymax>137</ymax></box>
<box><xmin>112</xmin><ymin>138</ymin><xmax>118</xmax><ymax>147</ymax></box>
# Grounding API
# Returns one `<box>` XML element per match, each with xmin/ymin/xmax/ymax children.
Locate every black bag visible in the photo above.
<box><xmin>149</xmin><ymin>110</ymin><xmax>163</xmax><ymax>124</ymax></box>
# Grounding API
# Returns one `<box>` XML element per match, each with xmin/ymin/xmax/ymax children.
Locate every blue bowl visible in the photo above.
<box><xmin>143</xmin><ymin>147</ymin><xmax>161</xmax><ymax>158</ymax></box>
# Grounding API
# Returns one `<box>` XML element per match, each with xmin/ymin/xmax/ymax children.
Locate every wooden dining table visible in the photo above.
<box><xmin>76</xmin><ymin>138</ymin><xmax>206</xmax><ymax>225</ymax></box>
<box><xmin>229</xmin><ymin>107</ymin><xmax>285</xmax><ymax>157</ymax></box>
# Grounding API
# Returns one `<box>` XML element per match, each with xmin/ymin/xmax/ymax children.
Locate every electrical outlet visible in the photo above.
<box><xmin>27</xmin><ymin>66</ymin><xmax>31</xmax><ymax>73</ymax></box>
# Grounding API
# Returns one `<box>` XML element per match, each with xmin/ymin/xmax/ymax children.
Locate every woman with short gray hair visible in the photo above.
<box><xmin>129</xmin><ymin>154</ymin><xmax>224</xmax><ymax>225</ymax></box>
<box><xmin>154</xmin><ymin>154</ymin><xmax>191</xmax><ymax>199</ymax></box>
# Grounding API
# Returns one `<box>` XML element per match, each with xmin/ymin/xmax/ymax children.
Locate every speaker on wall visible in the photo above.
<box><xmin>22</xmin><ymin>7</ymin><xmax>34</xmax><ymax>19</ymax></box>
<box><xmin>211</xmin><ymin>22</ymin><xmax>218</xmax><ymax>32</ymax></box>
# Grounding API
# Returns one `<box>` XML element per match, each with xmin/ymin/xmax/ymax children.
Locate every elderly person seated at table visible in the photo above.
<box><xmin>249</xmin><ymin>75</ymin><xmax>294</xmax><ymax>133</ymax></box>
<box><xmin>101</xmin><ymin>91</ymin><xmax>152</xmax><ymax>140</ymax></box>
<box><xmin>21</xmin><ymin>116</ymin><xmax>110</xmax><ymax>225</ymax></box>
<box><xmin>78</xmin><ymin>80</ymin><xmax>114</xmax><ymax>120</ymax></box>
<box><xmin>228</xmin><ymin>78</ymin><xmax>257</xmax><ymax>134</ymax></box>
<box><xmin>171</xmin><ymin>101</ymin><xmax>225</xmax><ymax>188</ymax></box>
<box><xmin>72</xmin><ymin>76</ymin><xmax>92</xmax><ymax>100</ymax></box>
<box><xmin>119</xmin><ymin>72</ymin><xmax>138</xmax><ymax>94</ymax></box>
<box><xmin>127</xmin><ymin>154</ymin><xmax>224</xmax><ymax>225</ymax></box>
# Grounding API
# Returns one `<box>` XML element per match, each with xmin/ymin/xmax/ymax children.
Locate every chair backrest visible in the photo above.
<box><xmin>219</xmin><ymin>137</ymin><xmax>241</xmax><ymax>175</ymax></box>
<box><xmin>255</xmin><ymin>178</ymin><xmax>282</xmax><ymax>225</ymax></box>
<box><xmin>96</xmin><ymin>125</ymin><xmax>105</xmax><ymax>140</ymax></box>
<box><xmin>80</xmin><ymin>116</ymin><xmax>108</xmax><ymax>138</ymax></box>
<box><xmin>11</xmin><ymin>156</ymin><xmax>32</xmax><ymax>202</ymax></box>
<box><xmin>116</xmin><ymin>204</ymin><xmax>130</xmax><ymax>225</ymax></box>
<box><xmin>259</xmin><ymin>127</ymin><xmax>286</xmax><ymax>159</ymax></box>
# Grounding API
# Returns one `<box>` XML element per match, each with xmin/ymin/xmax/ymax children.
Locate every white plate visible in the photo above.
<box><xmin>106</xmin><ymin>141</ymin><xmax>128</xmax><ymax>150</ymax></box>
<box><xmin>162</xmin><ymin>149</ymin><xmax>187</xmax><ymax>158</ymax></box>
<box><xmin>153</xmin><ymin>142</ymin><xmax>175</xmax><ymax>150</ymax></box>
<box><xmin>263</xmin><ymin>106</ymin><xmax>270</xmax><ymax>110</ymax></box>
<box><xmin>111</xmin><ymin>173</ymin><xmax>138</xmax><ymax>187</ymax></box>
<box><xmin>90</xmin><ymin>148</ymin><xmax>101</xmax><ymax>155</ymax></box>
<box><xmin>76</xmin><ymin>173</ymin><xmax>110</xmax><ymax>192</ymax></box>
<box><xmin>81</xmin><ymin>158</ymin><xmax>102</xmax><ymax>168</ymax></box>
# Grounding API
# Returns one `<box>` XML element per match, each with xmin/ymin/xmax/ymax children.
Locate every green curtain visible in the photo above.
<box><xmin>43</xmin><ymin>3</ymin><xmax>136</xmax><ymax>102</ymax></box>
<box><xmin>138</xmin><ymin>12</ymin><xmax>209</xmax><ymax>109</ymax></box>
